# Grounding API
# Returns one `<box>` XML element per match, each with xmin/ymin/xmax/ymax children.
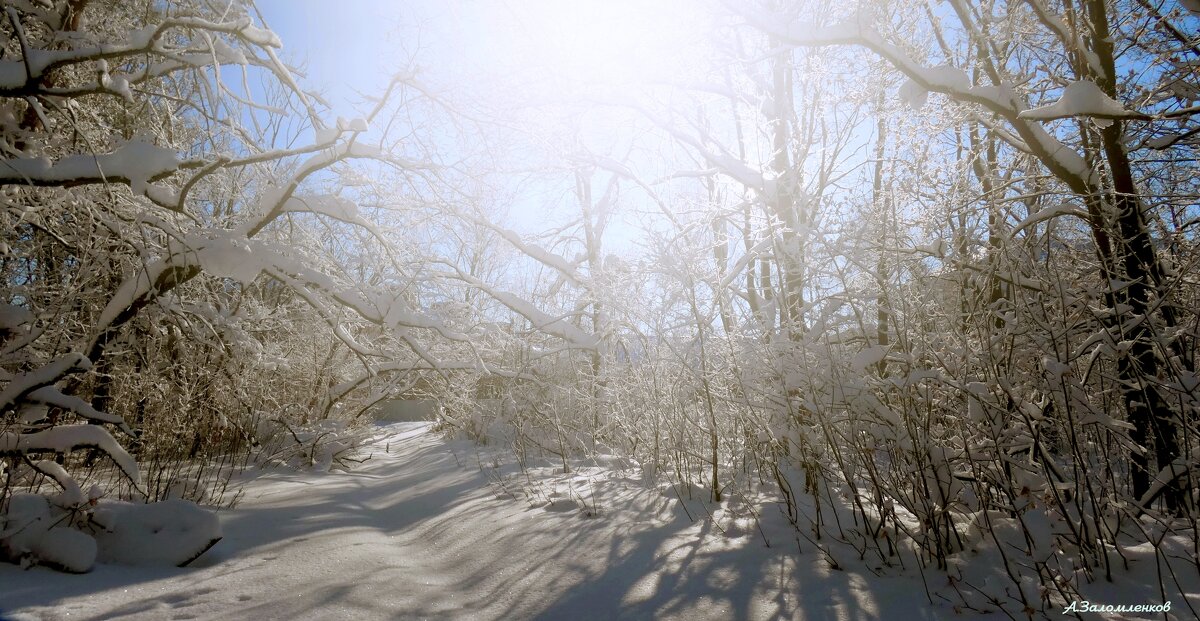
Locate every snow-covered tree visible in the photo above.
<box><xmin>0</xmin><ymin>0</ymin><xmax>456</xmax><ymax>571</ymax></box>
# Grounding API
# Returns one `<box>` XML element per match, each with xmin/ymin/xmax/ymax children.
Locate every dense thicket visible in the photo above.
<box><xmin>436</xmin><ymin>1</ymin><xmax>1200</xmax><ymax>614</ymax></box>
<box><xmin>0</xmin><ymin>0</ymin><xmax>463</xmax><ymax>552</ymax></box>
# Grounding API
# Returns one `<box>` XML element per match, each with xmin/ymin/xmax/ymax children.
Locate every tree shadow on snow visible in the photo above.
<box><xmin>0</xmin><ymin>427</ymin><xmax>944</xmax><ymax>620</ymax></box>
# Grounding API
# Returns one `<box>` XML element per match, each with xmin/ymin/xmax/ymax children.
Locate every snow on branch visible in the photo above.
<box><xmin>379</xmin><ymin>298</ymin><xmax>469</xmax><ymax>342</ymax></box>
<box><xmin>258</xmin><ymin>248</ymin><xmax>468</xmax><ymax>343</ymax></box>
<box><xmin>29</xmin><ymin>460</ymin><xmax>86</xmax><ymax>508</ymax></box>
<box><xmin>1007</xmin><ymin>202</ymin><xmax>1090</xmax><ymax>238</ymax></box>
<box><xmin>238</xmin><ymin>140</ymin><xmax>393</xmax><ymax>237</ymax></box>
<box><xmin>0</xmin><ymin>425</ymin><xmax>140</xmax><ymax>485</ymax></box>
<box><xmin>283</xmin><ymin>194</ymin><xmax>361</xmax><ymax>223</ymax></box>
<box><xmin>1137</xmin><ymin>457</ymin><xmax>1200</xmax><ymax>513</ymax></box>
<box><xmin>490</xmin><ymin>225</ymin><xmax>584</xmax><ymax>286</ymax></box>
<box><xmin>0</xmin><ymin>353</ymin><xmax>90</xmax><ymax>412</ymax></box>
<box><xmin>1018</xmin><ymin>80</ymin><xmax>1145</xmax><ymax>122</ymax></box>
<box><xmin>1019</xmin><ymin>0</ymin><xmax>1106</xmax><ymax>81</ymax></box>
<box><xmin>327</xmin><ymin>360</ymin><xmax>534</xmax><ymax>405</ymax></box>
<box><xmin>718</xmin><ymin>237</ymin><xmax>773</xmax><ymax>293</ymax></box>
<box><xmin>24</xmin><ymin>387</ymin><xmax>134</xmax><ymax>435</ymax></box>
<box><xmin>0</xmin><ymin>139</ymin><xmax>204</xmax><ymax>193</ymax></box>
<box><xmin>0</xmin><ymin>302</ymin><xmax>34</xmax><ymax>331</ymax></box>
<box><xmin>734</xmin><ymin>5</ymin><xmax>1095</xmax><ymax>187</ymax></box>
<box><xmin>0</xmin><ymin>13</ymin><xmax>281</xmax><ymax>96</ymax></box>
<box><xmin>583</xmin><ymin>155</ymin><xmax>682</xmax><ymax>227</ymax></box>
<box><xmin>443</xmin><ymin>267</ymin><xmax>599</xmax><ymax>350</ymax></box>
<box><xmin>87</xmin><ymin>138</ymin><xmax>400</xmax><ymax>352</ymax></box>
<box><xmin>631</xmin><ymin>100</ymin><xmax>766</xmax><ymax>191</ymax></box>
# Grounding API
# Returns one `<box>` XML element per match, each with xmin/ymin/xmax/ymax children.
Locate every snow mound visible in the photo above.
<box><xmin>4</xmin><ymin>494</ymin><xmax>221</xmax><ymax>571</ymax></box>
<box><xmin>31</xmin><ymin>527</ymin><xmax>97</xmax><ymax>573</ymax></box>
<box><xmin>1</xmin><ymin>494</ymin><xmax>96</xmax><ymax>573</ymax></box>
<box><xmin>1</xmin><ymin>493</ymin><xmax>54</xmax><ymax>557</ymax></box>
<box><xmin>93</xmin><ymin>499</ymin><xmax>221</xmax><ymax>567</ymax></box>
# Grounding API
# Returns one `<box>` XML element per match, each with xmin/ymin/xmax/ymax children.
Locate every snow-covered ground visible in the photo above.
<box><xmin>0</xmin><ymin>422</ymin><xmax>1189</xmax><ymax>620</ymax></box>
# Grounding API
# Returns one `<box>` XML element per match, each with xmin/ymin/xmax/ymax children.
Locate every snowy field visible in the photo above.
<box><xmin>2</xmin><ymin>422</ymin><xmax>1195</xmax><ymax>621</ymax></box>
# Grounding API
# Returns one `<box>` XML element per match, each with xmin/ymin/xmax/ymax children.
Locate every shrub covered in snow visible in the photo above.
<box><xmin>254</xmin><ymin>419</ymin><xmax>372</xmax><ymax>472</ymax></box>
<box><xmin>0</xmin><ymin>493</ymin><xmax>95</xmax><ymax>573</ymax></box>
<box><xmin>0</xmin><ymin>489</ymin><xmax>220</xmax><ymax>572</ymax></box>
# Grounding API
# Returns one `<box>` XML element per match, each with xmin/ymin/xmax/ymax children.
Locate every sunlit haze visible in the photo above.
<box><xmin>259</xmin><ymin>0</ymin><xmax>713</xmax><ymax>113</ymax></box>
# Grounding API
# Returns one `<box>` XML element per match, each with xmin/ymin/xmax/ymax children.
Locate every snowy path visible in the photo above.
<box><xmin>1</xmin><ymin>423</ymin><xmax>921</xmax><ymax>621</ymax></box>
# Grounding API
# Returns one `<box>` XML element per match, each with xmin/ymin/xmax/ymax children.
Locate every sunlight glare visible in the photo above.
<box><xmin>489</xmin><ymin>0</ymin><xmax>710</xmax><ymax>92</ymax></box>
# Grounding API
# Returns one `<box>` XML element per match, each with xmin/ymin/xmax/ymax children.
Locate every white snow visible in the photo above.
<box><xmin>313</xmin><ymin>126</ymin><xmax>340</xmax><ymax>143</ymax></box>
<box><xmin>916</xmin><ymin>65</ymin><xmax>971</xmax><ymax>92</ymax></box>
<box><xmin>0</xmin><ymin>61</ymin><xmax>25</xmax><ymax>89</ymax></box>
<box><xmin>101</xmin><ymin>73</ymin><xmax>134</xmax><ymax>102</ymax></box>
<box><xmin>17</xmin><ymin>405</ymin><xmax>49</xmax><ymax>424</ymax></box>
<box><xmin>495</xmin><ymin>227</ymin><xmax>583</xmax><ymax>285</ymax></box>
<box><xmin>1148</xmin><ymin>133</ymin><xmax>1184</xmax><ymax>149</ymax></box>
<box><xmin>851</xmin><ymin>345</ymin><xmax>888</xmax><ymax>371</ymax></box>
<box><xmin>92</xmin><ymin>500</ymin><xmax>221</xmax><ymax>567</ymax></box>
<box><xmin>1</xmin><ymin>424</ymin><xmax>139</xmax><ymax>484</ymax></box>
<box><xmin>0</xmin><ymin>139</ymin><xmax>184</xmax><ymax>193</ymax></box>
<box><xmin>1</xmin><ymin>493</ymin><xmax>53</xmax><ymax>559</ymax></box>
<box><xmin>1020</xmin><ymin>80</ymin><xmax>1133</xmax><ymax>121</ymax></box>
<box><xmin>0</xmin><ymin>424</ymin><xmax>874</xmax><ymax>618</ymax></box>
<box><xmin>237</xmin><ymin>23</ymin><xmax>283</xmax><ymax>48</ymax></box>
<box><xmin>32</xmin><ymin>460</ymin><xmax>85</xmax><ymax>508</ymax></box>
<box><xmin>1</xmin><ymin>423</ymin><xmax>1193</xmax><ymax>619</ymax></box>
<box><xmin>1009</xmin><ymin>201</ymin><xmax>1088</xmax><ymax>236</ymax></box>
<box><xmin>193</xmin><ymin>235</ymin><xmax>262</xmax><ymax>286</ymax></box>
<box><xmin>915</xmin><ymin>238</ymin><xmax>946</xmax><ymax>257</ymax></box>
<box><xmin>898</xmin><ymin>78</ymin><xmax>928</xmax><ymax>108</ymax></box>
<box><xmin>0</xmin><ymin>353</ymin><xmax>91</xmax><ymax>411</ymax></box>
<box><xmin>25</xmin><ymin>385</ymin><xmax>130</xmax><ymax>427</ymax></box>
<box><xmin>29</xmin><ymin>528</ymin><xmax>97</xmax><ymax>574</ymax></box>
<box><xmin>489</xmin><ymin>288</ymin><xmax>599</xmax><ymax>348</ymax></box>
<box><xmin>718</xmin><ymin>237</ymin><xmax>772</xmax><ymax>293</ymax></box>
<box><xmin>1041</xmin><ymin>356</ymin><xmax>1072</xmax><ymax>378</ymax></box>
<box><xmin>2</xmin><ymin>494</ymin><xmax>97</xmax><ymax>573</ymax></box>
<box><xmin>211</xmin><ymin>37</ymin><xmax>248</xmax><ymax>65</ymax></box>
<box><xmin>2</xmin><ymin>494</ymin><xmax>219</xmax><ymax>574</ymax></box>
<box><xmin>741</xmin><ymin>6</ymin><xmax>1095</xmax><ymax>181</ymax></box>
<box><xmin>447</xmin><ymin>270</ymin><xmax>598</xmax><ymax>349</ymax></box>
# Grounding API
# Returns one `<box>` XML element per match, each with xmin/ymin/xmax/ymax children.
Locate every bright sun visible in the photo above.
<box><xmin>478</xmin><ymin>0</ymin><xmax>709</xmax><ymax>92</ymax></box>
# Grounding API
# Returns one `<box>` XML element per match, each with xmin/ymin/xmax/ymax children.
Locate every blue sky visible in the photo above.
<box><xmin>253</xmin><ymin>0</ymin><xmax>708</xmax><ymax>118</ymax></box>
<box><xmin>248</xmin><ymin>0</ymin><xmax>710</xmax><ymax>251</ymax></box>
<box><xmin>255</xmin><ymin>1</ymin><xmax>446</xmax><ymax>117</ymax></box>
